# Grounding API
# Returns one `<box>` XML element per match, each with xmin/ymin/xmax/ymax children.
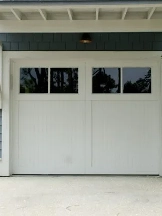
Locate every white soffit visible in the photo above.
<box><xmin>0</xmin><ymin>3</ymin><xmax>162</xmax><ymax>32</ymax></box>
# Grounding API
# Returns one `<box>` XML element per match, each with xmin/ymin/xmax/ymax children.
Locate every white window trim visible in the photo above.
<box><xmin>14</xmin><ymin>61</ymin><xmax>85</xmax><ymax>101</ymax></box>
<box><xmin>86</xmin><ymin>60</ymin><xmax>159</xmax><ymax>101</ymax></box>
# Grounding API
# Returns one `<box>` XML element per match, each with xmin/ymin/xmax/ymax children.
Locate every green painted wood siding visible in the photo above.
<box><xmin>0</xmin><ymin>33</ymin><xmax>162</xmax><ymax>51</ymax></box>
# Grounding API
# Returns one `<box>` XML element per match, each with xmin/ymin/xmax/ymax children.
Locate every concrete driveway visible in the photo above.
<box><xmin>0</xmin><ymin>176</ymin><xmax>162</xmax><ymax>216</ymax></box>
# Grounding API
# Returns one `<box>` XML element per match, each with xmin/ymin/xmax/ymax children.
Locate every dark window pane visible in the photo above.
<box><xmin>50</xmin><ymin>68</ymin><xmax>78</xmax><ymax>93</ymax></box>
<box><xmin>20</xmin><ymin>68</ymin><xmax>48</xmax><ymax>93</ymax></box>
<box><xmin>92</xmin><ymin>68</ymin><xmax>121</xmax><ymax>93</ymax></box>
<box><xmin>123</xmin><ymin>67</ymin><xmax>151</xmax><ymax>93</ymax></box>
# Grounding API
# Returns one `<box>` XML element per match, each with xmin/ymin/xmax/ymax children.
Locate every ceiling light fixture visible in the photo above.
<box><xmin>80</xmin><ymin>33</ymin><xmax>92</xmax><ymax>44</ymax></box>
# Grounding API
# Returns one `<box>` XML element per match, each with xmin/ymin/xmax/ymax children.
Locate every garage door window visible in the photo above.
<box><xmin>50</xmin><ymin>68</ymin><xmax>78</xmax><ymax>93</ymax></box>
<box><xmin>92</xmin><ymin>67</ymin><xmax>151</xmax><ymax>94</ymax></box>
<box><xmin>92</xmin><ymin>68</ymin><xmax>121</xmax><ymax>93</ymax></box>
<box><xmin>123</xmin><ymin>67</ymin><xmax>151</xmax><ymax>93</ymax></box>
<box><xmin>20</xmin><ymin>68</ymin><xmax>48</xmax><ymax>93</ymax></box>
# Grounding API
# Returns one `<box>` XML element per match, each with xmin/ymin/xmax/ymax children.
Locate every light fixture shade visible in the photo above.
<box><xmin>80</xmin><ymin>33</ymin><xmax>92</xmax><ymax>43</ymax></box>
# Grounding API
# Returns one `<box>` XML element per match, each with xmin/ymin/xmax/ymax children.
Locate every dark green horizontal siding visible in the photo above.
<box><xmin>1</xmin><ymin>32</ymin><xmax>162</xmax><ymax>51</ymax></box>
<box><xmin>1</xmin><ymin>0</ymin><xmax>162</xmax><ymax>3</ymax></box>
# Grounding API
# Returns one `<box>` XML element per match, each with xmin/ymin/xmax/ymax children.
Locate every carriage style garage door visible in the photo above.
<box><xmin>12</xmin><ymin>57</ymin><xmax>160</xmax><ymax>175</ymax></box>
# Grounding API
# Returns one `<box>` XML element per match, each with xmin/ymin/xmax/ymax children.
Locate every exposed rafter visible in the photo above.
<box><xmin>38</xmin><ymin>9</ymin><xmax>47</xmax><ymax>20</ymax></box>
<box><xmin>0</xmin><ymin>3</ymin><xmax>159</xmax><ymax>28</ymax></box>
<box><xmin>11</xmin><ymin>8</ymin><xmax>22</xmax><ymax>21</ymax></box>
<box><xmin>67</xmin><ymin>9</ymin><xmax>73</xmax><ymax>21</ymax></box>
<box><xmin>147</xmin><ymin>7</ymin><xmax>156</xmax><ymax>20</ymax></box>
<box><xmin>122</xmin><ymin>8</ymin><xmax>128</xmax><ymax>20</ymax></box>
<box><xmin>96</xmin><ymin>8</ymin><xmax>99</xmax><ymax>20</ymax></box>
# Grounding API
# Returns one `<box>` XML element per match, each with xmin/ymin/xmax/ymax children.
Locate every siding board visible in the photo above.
<box><xmin>1</xmin><ymin>33</ymin><xmax>162</xmax><ymax>51</ymax></box>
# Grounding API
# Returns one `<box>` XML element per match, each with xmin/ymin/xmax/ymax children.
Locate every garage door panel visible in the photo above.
<box><xmin>13</xmin><ymin>100</ymin><xmax>86</xmax><ymax>174</ymax></box>
<box><xmin>91</xmin><ymin>101</ymin><xmax>160</xmax><ymax>174</ymax></box>
<box><xmin>12</xmin><ymin>59</ymin><xmax>160</xmax><ymax>175</ymax></box>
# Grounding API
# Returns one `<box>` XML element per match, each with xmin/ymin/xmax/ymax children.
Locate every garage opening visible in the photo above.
<box><xmin>11</xmin><ymin>55</ymin><xmax>160</xmax><ymax>175</ymax></box>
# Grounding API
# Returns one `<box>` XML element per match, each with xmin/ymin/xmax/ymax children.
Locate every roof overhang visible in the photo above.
<box><xmin>0</xmin><ymin>2</ymin><xmax>162</xmax><ymax>32</ymax></box>
<box><xmin>0</xmin><ymin>0</ymin><xmax>162</xmax><ymax>5</ymax></box>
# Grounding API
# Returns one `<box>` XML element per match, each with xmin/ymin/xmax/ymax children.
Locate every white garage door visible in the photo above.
<box><xmin>12</xmin><ymin>58</ymin><xmax>160</xmax><ymax>175</ymax></box>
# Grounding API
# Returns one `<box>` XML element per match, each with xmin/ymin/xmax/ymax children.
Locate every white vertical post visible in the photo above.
<box><xmin>159</xmin><ymin>59</ymin><xmax>162</xmax><ymax>176</ymax></box>
<box><xmin>0</xmin><ymin>43</ymin><xmax>2</xmax><ymax>108</ymax></box>
<box><xmin>121</xmin><ymin>67</ymin><xmax>123</xmax><ymax>94</ymax></box>
<box><xmin>48</xmin><ymin>67</ymin><xmax>50</xmax><ymax>94</ymax></box>
<box><xmin>0</xmin><ymin>52</ymin><xmax>10</xmax><ymax>176</ymax></box>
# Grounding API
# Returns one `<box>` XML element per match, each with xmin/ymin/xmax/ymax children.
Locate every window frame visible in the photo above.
<box><xmin>15</xmin><ymin>60</ymin><xmax>85</xmax><ymax>101</ymax></box>
<box><xmin>86</xmin><ymin>60</ymin><xmax>159</xmax><ymax>101</ymax></box>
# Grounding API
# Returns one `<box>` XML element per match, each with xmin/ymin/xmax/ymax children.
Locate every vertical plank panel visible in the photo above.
<box><xmin>14</xmin><ymin>100</ymin><xmax>85</xmax><ymax>174</ymax></box>
<box><xmin>91</xmin><ymin>101</ymin><xmax>160</xmax><ymax>174</ymax></box>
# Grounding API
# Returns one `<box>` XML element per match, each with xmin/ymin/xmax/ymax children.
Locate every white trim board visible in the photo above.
<box><xmin>4</xmin><ymin>51</ymin><xmax>162</xmax><ymax>61</ymax></box>
<box><xmin>0</xmin><ymin>20</ymin><xmax>162</xmax><ymax>32</ymax></box>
